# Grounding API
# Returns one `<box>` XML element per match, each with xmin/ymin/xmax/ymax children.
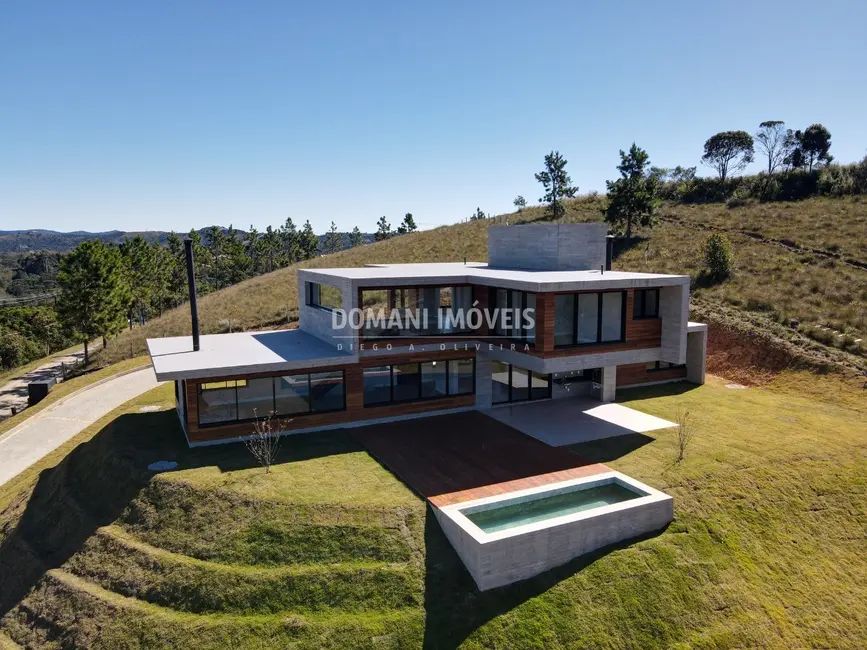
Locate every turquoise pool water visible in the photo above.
<box><xmin>463</xmin><ymin>482</ymin><xmax>642</xmax><ymax>534</ymax></box>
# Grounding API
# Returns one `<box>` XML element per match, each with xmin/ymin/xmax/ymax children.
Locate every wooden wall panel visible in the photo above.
<box><xmin>616</xmin><ymin>362</ymin><xmax>687</xmax><ymax>387</ymax></box>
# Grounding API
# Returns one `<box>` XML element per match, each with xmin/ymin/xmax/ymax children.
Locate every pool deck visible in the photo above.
<box><xmin>351</xmin><ymin>411</ymin><xmax>609</xmax><ymax>508</ymax></box>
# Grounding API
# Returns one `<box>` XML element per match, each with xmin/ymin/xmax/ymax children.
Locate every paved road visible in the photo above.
<box><xmin>0</xmin><ymin>368</ymin><xmax>161</xmax><ymax>487</ymax></box>
<box><xmin>0</xmin><ymin>341</ymin><xmax>102</xmax><ymax>418</ymax></box>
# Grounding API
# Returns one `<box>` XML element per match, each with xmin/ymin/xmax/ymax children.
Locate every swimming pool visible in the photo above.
<box><xmin>462</xmin><ymin>481</ymin><xmax>644</xmax><ymax>534</ymax></box>
<box><xmin>433</xmin><ymin>471</ymin><xmax>673</xmax><ymax>591</ymax></box>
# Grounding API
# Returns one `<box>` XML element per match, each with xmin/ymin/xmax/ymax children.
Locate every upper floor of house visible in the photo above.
<box><xmin>298</xmin><ymin>224</ymin><xmax>691</xmax><ymax>365</ymax></box>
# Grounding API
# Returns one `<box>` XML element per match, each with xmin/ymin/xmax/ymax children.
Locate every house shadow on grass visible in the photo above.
<box><xmin>0</xmin><ymin>408</ymin><xmax>362</xmax><ymax>620</ymax></box>
<box><xmin>421</xmin><ymin>506</ymin><xmax>671</xmax><ymax>649</ymax></box>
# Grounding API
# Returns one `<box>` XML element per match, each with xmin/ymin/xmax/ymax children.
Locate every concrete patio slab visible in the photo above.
<box><xmin>485</xmin><ymin>398</ymin><xmax>676</xmax><ymax>447</ymax></box>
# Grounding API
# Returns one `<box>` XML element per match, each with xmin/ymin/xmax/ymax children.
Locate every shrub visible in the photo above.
<box><xmin>702</xmin><ymin>233</ymin><xmax>733</xmax><ymax>281</ymax></box>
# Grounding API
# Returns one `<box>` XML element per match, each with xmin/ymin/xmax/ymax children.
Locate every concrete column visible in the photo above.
<box><xmin>601</xmin><ymin>366</ymin><xmax>617</xmax><ymax>402</ymax></box>
<box><xmin>474</xmin><ymin>356</ymin><xmax>493</xmax><ymax>409</ymax></box>
<box><xmin>660</xmin><ymin>283</ymin><xmax>689</xmax><ymax>365</ymax></box>
<box><xmin>686</xmin><ymin>329</ymin><xmax>707</xmax><ymax>385</ymax></box>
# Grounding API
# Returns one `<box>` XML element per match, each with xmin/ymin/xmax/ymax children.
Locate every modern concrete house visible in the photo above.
<box><xmin>147</xmin><ymin>223</ymin><xmax>707</xmax><ymax>447</ymax></box>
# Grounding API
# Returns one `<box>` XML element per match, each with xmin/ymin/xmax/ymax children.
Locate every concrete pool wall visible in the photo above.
<box><xmin>433</xmin><ymin>471</ymin><xmax>673</xmax><ymax>591</ymax></box>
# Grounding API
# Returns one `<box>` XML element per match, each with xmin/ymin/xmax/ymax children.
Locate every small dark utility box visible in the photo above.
<box><xmin>28</xmin><ymin>378</ymin><xmax>56</xmax><ymax>406</ymax></box>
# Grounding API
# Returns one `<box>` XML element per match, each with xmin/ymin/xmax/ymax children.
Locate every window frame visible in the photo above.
<box><xmin>363</xmin><ymin>357</ymin><xmax>476</xmax><ymax>408</ymax></box>
<box><xmin>492</xmin><ymin>362</ymin><xmax>552</xmax><ymax>404</ymax></box>
<box><xmin>633</xmin><ymin>288</ymin><xmax>660</xmax><ymax>320</ymax></box>
<box><xmin>197</xmin><ymin>370</ymin><xmax>346</xmax><ymax>428</ymax></box>
<box><xmin>553</xmin><ymin>290</ymin><xmax>627</xmax><ymax>348</ymax></box>
<box><xmin>305</xmin><ymin>281</ymin><xmax>342</xmax><ymax>312</ymax></box>
<box><xmin>489</xmin><ymin>288</ymin><xmax>537</xmax><ymax>344</ymax></box>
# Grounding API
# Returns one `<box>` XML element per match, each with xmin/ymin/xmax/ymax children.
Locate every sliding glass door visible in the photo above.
<box><xmin>491</xmin><ymin>363</ymin><xmax>551</xmax><ymax>404</ymax></box>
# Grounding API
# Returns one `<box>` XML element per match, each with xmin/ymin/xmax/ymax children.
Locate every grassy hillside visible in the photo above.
<box><xmin>96</xmin><ymin>196</ymin><xmax>867</xmax><ymax>376</ymax></box>
<box><xmin>0</xmin><ymin>372</ymin><xmax>864</xmax><ymax>648</ymax></box>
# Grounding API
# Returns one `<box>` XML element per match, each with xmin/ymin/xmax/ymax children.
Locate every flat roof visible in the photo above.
<box><xmin>147</xmin><ymin>328</ymin><xmax>353</xmax><ymax>381</ymax></box>
<box><xmin>300</xmin><ymin>262</ymin><xmax>690</xmax><ymax>292</ymax></box>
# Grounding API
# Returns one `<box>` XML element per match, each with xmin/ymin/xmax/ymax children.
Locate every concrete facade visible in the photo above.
<box><xmin>434</xmin><ymin>472</ymin><xmax>674</xmax><ymax>591</ymax></box>
<box><xmin>488</xmin><ymin>224</ymin><xmax>608</xmax><ymax>271</ymax></box>
<box><xmin>659</xmin><ymin>284</ymin><xmax>689</xmax><ymax>365</ymax></box>
<box><xmin>686</xmin><ymin>323</ymin><xmax>708</xmax><ymax>385</ymax></box>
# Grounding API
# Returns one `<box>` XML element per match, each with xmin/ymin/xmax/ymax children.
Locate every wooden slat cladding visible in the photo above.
<box><xmin>185</xmin><ymin>350</ymin><xmax>477</xmax><ymax>444</ymax></box>
<box><xmin>616</xmin><ymin>362</ymin><xmax>687</xmax><ymax>387</ymax></box>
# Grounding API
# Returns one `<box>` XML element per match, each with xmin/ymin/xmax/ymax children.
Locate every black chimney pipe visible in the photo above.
<box><xmin>605</xmin><ymin>235</ymin><xmax>615</xmax><ymax>271</ymax></box>
<box><xmin>184</xmin><ymin>239</ymin><xmax>200</xmax><ymax>352</ymax></box>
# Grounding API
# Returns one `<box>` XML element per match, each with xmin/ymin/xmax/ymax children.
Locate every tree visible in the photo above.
<box><xmin>260</xmin><ymin>225</ymin><xmax>286</xmax><ymax>272</ymax></box>
<box><xmin>396</xmin><ymin>213</ymin><xmax>417</xmax><ymax>235</ymax></box>
<box><xmin>535</xmin><ymin>151</ymin><xmax>578</xmax><ymax>220</ymax></box>
<box><xmin>701</xmin><ymin>131</ymin><xmax>754</xmax><ymax>180</ymax></box>
<box><xmin>119</xmin><ymin>235</ymin><xmax>155</xmax><ymax>328</ymax></box>
<box><xmin>603</xmin><ymin>143</ymin><xmax>659</xmax><ymax>240</ymax></box>
<box><xmin>755</xmin><ymin>121</ymin><xmax>794</xmax><ymax>174</ymax></box>
<box><xmin>375</xmin><ymin>216</ymin><xmax>392</xmax><ymax>241</ymax></box>
<box><xmin>348</xmin><ymin>226</ymin><xmax>364</xmax><ymax>248</ymax></box>
<box><xmin>56</xmin><ymin>240</ymin><xmax>128</xmax><ymax>365</ymax></box>
<box><xmin>469</xmin><ymin>207</ymin><xmax>487</xmax><ymax>221</ymax></box>
<box><xmin>149</xmin><ymin>242</ymin><xmax>174</xmax><ymax>317</ymax></box>
<box><xmin>513</xmin><ymin>195</ymin><xmax>527</xmax><ymax>212</ymax></box>
<box><xmin>222</xmin><ymin>225</ymin><xmax>251</xmax><ymax>286</ymax></box>
<box><xmin>797</xmin><ymin>124</ymin><xmax>833</xmax><ymax>171</ymax></box>
<box><xmin>280</xmin><ymin>217</ymin><xmax>299</xmax><ymax>264</ymax></box>
<box><xmin>165</xmin><ymin>232</ymin><xmax>188</xmax><ymax>308</ymax></box>
<box><xmin>703</xmin><ymin>233</ymin><xmax>733</xmax><ymax>281</ymax></box>
<box><xmin>246</xmin><ymin>413</ymin><xmax>283</xmax><ymax>474</ymax></box>
<box><xmin>324</xmin><ymin>221</ymin><xmax>342</xmax><ymax>254</ymax></box>
<box><xmin>298</xmin><ymin>220</ymin><xmax>319</xmax><ymax>259</ymax></box>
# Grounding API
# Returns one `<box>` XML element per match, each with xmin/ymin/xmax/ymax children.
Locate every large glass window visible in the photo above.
<box><xmin>237</xmin><ymin>377</ymin><xmax>275</xmax><ymax>420</ymax></box>
<box><xmin>198</xmin><ymin>382</ymin><xmax>239</xmax><ymax>425</ymax></box>
<box><xmin>491</xmin><ymin>289</ymin><xmax>536</xmax><ymax>342</ymax></box>
<box><xmin>198</xmin><ymin>372</ymin><xmax>345</xmax><ymax>427</ymax></box>
<box><xmin>448</xmin><ymin>358</ymin><xmax>475</xmax><ymax>395</ymax></box>
<box><xmin>310</xmin><ymin>371</ymin><xmax>345</xmax><ymax>412</ymax></box>
<box><xmin>364</xmin><ymin>358</ymin><xmax>476</xmax><ymax>407</ymax></box>
<box><xmin>554</xmin><ymin>295</ymin><xmax>575</xmax><ymax>346</ymax></box>
<box><xmin>491</xmin><ymin>361</ymin><xmax>511</xmax><ymax>404</ymax></box>
<box><xmin>531</xmin><ymin>371</ymin><xmax>550</xmax><ymax>400</ymax></box>
<box><xmin>554</xmin><ymin>291</ymin><xmax>626</xmax><ymax>347</ymax></box>
<box><xmin>490</xmin><ymin>363</ymin><xmax>551</xmax><ymax>404</ymax></box>
<box><xmin>510</xmin><ymin>366</ymin><xmax>530</xmax><ymax>402</ymax></box>
<box><xmin>306</xmin><ymin>282</ymin><xmax>342</xmax><ymax>311</ymax></box>
<box><xmin>601</xmin><ymin>292</ymin><xmax>624</xmax><ymax>342</ymax></box>
<box><xmin>363</xmin><ymin>366</ymin><xmax>392</xmax><ymax>405</ymax></box>
<box><xmin>634</xmin><ymin>289</ymin><xmax>659</xmax><ymax>319</ymax></box>
<box><xmin>392</xmin><ymin>363</ymin><xmax>421</xmax><ymax>401</ymax></box>
<box><xmin>577</xmin><ymin>293</ymin><xmax>599</xmax><ymax>344</ymax></box>
<box><xmin>421</xmin><ymin>361</ymin><xmax>447</xmax><ymax>398</ymax></box>
<box><xmin>274</xmin><ymin>374</ymin><xmax>310</xmax><ymax>415</ymax></box>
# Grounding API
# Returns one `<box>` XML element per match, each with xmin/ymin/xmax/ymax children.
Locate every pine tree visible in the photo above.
<box><xmin>119</xmin><ymin>235</ymin><xmax>155</xmax><ymax>328</ymax></box>
<box><xmin>299</xmin><ymin>220</ymin><xmax>319</xmax><ymax>260</ymax></box>
<box><xmin>375</xmin><ymin>216</ymin><xmax>392</xmax><ymax>241</ymax></box>
<box><xmin>324</xmin><ymin>221</ymin><xmax>342</xmax><ymax>254</ymax></box>
<box><xmin>348</xmin><ymin>226</ymin><xmax>364</xmax><ymax>248</ymax></box>
<box><xmin>603</xmin><ymin>143</ymin><xmax>658</xmax><ymax>240</ymax></box>
<box><xmin>150</xmin><ymin>242</ymin><xmax>173</xmax><ymax>317</ymax></box>
<box><xmin>280</xmin><ymin>217</ymin><xmax>300</xmax><ymax>264</ymax></box>
<box><xmin>224</xmin><ymin>225</ymin><xmax>251</xmax><ymax>284</ymax></box>
<box><xmin>535</xmin><ymin>151</ymin><xmax>578</xmax><ymax>220</ymax></box>
<box><xmin>165</xmin><ymin>232</ymin><xmax>187</xmax><ymax>308</ymax></box>
<box><xmin>56</xmin><ymin>240</ymin><xmax>128</xmax><ymax>365</ymax></box>
<box><xmin>244</xmin><ymin>226</ymin><xmax>262</xmax><ymax>274</ymax></box>
<box><xmin>396</xmin><ymin>213</ymin><xmax>417</xmax><ymax>235</ymax></box>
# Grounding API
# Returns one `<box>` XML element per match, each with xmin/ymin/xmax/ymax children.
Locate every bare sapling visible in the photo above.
<box><xmin>245</xmin><ymin>410</ymin><xmax>283</xmax><ymax>473</ymax></box>
<box><xmin>676</xmin><ymin>406</ymin><xmax>696</xmax><ymax>462</ymax></box>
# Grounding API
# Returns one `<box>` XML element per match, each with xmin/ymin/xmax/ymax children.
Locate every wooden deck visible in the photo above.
<box><xmin>352</xmin><ymin>410</ymin><xmax>609</xmax><ymax>508</ymax></box>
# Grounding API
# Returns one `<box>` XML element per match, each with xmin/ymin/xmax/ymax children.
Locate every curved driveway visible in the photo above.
<box><xmin>0</xmin><ymin>368</ymin><xmax>161</xmax><ymax>487</ymax></box>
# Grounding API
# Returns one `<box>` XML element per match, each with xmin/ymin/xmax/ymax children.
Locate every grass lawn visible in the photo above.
<box><xmin>0</xmin><ymin>371</ymin><xmax>864</xmax><ymax>648</ymax></box>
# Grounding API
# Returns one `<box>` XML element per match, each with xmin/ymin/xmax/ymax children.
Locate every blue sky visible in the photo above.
<box><xmin>1</xmin><ymin>1</ymin><xmax>865</xmax><ymax>234</ymax></box>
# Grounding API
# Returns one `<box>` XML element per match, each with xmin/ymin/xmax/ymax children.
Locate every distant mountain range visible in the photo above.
<box><xmin>0</xmin><ymin>228</ymin><xmax>374</xmax><ymax>253</ymax></box>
